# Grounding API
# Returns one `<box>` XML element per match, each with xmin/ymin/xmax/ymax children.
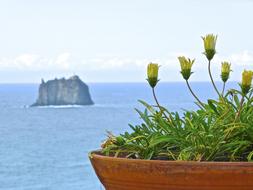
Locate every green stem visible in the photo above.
<box><xmin>152</xmin><ymin>87</ymin><xmax>171</xmax><ymax>122</ymax></box>
<box><xmin>235</xmin><ymin>96</ymin><xmax>245</xmax><ymax>122</ymax></box>
<box><xmin>208</xmin><ymin>60</ymin><xmax>221</xmax><ymax>97</ymax></box>
<box><xmin>222</xmin><ymin>82</ymin><xmax>226</xmax><ymax>96</ymax></box>
<box><xmin>186</xmin><ymin>80</ymin><xmax>205</xmax><ymax>108</ymax></box>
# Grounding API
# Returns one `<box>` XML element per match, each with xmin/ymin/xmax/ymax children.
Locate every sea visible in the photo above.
<box><xmin>0</xmin><ymin>82</ymin><xmax>237</xmax><ymax>190</ymax></box>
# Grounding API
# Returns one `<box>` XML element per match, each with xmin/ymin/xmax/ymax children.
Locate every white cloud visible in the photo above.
<box><xmin>0</xmin><ymin>51</ymin><xmax>195</xmax><ymax>72</ymax></box>
<box><xmin>83</xmin><ymin>58</ymin><xmax>149</xmax><ymax>70</ymax></box>
<box><xmin>0</xmin><ymin>52</ymin><xmax>73</xmax><ymax>71</ymax></box>
<box><xmin>0</xmin><ymin>51</ymin><xmax>252</xmax><ymax>82</ymax></box>
<box><xmin>230</xmin><ymin>51</ymin><xmax>253</xmax><ymax>65</ymax></box>
<box><xmin>55</xmin><ymin>52</ymin><xmax>71</xmax><ymax>69</ymax></box>
<box><xmin>210</xmin><ymin>50</ymin><xmax>253</xmax><ymax>66</ymax></box>
<box><xmin>14</xmin><ymin>54</ymin><xmax>40</xmax><ymax>67</ymax></box>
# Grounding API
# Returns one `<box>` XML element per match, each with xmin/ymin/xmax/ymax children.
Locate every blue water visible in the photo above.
<box><xmin>0</xmin><ymin>82</ymin><xmax>237</xmax><ymax>189</ymax></box>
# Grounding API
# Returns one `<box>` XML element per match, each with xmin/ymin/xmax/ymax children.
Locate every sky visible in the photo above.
<box><xmin>0</xmin><ymin>0</ymin><xmax>253</xmax><ymax>83</ymax></box>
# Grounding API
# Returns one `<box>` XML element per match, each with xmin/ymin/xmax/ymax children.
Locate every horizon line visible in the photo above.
<box><xmin>0</xmin><ymin>81</ymin><xmax>240</xmax><ymax>85</ymax></box>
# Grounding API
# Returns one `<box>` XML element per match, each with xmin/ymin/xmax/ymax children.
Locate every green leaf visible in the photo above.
<box><xmin>149</xmin><ymin>136</ymin><xmax>173</xmax><ymax>147</ymax></box>
<box><xmin>138</xmin><ymin>100</ymin><xmax>156</xmax><ymax>114</ymax></box>
<box><xmin>234</xmin><ymin>95</ymin><xmax>240</xmax><ymax>107</ymax></box>
<box><xmin>207</xmin><ymin>99</ymin><xmax>219</xmax><ymax>114</ymax></box>
<box><xmin>247</xmin><ymin>151</ymin><xmax>253</xmax><ymax>161</ymax></box>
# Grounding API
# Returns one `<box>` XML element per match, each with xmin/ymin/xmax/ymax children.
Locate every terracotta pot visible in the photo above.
<box><xmin>89</xmin><ymin>151</ymin><xmax>253</xmax><ymax>190</ymax></box>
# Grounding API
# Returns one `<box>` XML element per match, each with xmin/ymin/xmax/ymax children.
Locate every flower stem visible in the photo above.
<box><xmin>222</xmin><ymin>82</ymin><xmax>226</xmax><ymax>96</ymax></box>
<box><xmin>235</xmin><ymin>95</ymin><xmax>245</xmax><ymax>121</ymax></box>
<box><xmin>152</xmin><ymin>87</ymin><xmax>171</xmax><ymax>122</ymax></box>
<box><xmin>208</xmin><ymin>60</ymin><xmax>221</xmax><ymax>97</ymax></box>
<box><xmin>186</xmin><ymin>80</ymin><xmax>205</xmax><ymax>108</ymax></box>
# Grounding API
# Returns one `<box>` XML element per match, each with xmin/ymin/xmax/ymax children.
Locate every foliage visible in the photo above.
<box><xmin>101</xmin><ymin>34</ymin><xmax>253</xmax><ymax>161</ymax></box>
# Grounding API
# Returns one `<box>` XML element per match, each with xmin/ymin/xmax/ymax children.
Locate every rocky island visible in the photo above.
<box><xmin>31</xmin><ymin>75</ymin><xmax>94</xmax><ymax>106</ymax></box>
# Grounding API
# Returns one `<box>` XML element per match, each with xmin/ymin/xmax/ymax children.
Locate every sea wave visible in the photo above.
<box><xmin>28</xmin><ymin>105</ymin><xmax>87</xmax><ymax>109</ymax></box>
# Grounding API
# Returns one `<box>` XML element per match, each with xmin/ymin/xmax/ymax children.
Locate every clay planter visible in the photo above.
<box><xmin>89</xmin><ymin>151</ymin><xmax>253</xmax><ymax>190</ymax></box>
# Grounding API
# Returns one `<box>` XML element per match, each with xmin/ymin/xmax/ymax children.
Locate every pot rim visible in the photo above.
<box><xmin>89</xmin><ymin>150</ymin><xmax>253</xmax><ymax>166</ymax></box>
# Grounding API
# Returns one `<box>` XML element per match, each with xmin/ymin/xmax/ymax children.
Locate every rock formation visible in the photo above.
<box><xmin>31</xmin><ymin>75</ymin><xmax>94</xmax><ymax>106</ymax></box>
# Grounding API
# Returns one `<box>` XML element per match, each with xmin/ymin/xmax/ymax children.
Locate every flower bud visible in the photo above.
<box><xmin>202</xmin><ymin>34</ymin><xmax>217</xmax><ymax>61</ymax></box>
<box><xmin>241</xmin><ymin>70</ymin><xmax>253</xmax><ymax>95</ymax></box>
<box><xmin>221</xmin><ymin>62</ymin><xmax>231</xmax><ymax>83</ymax></box>
<box><xmin>178</xmin><ymin>56</ymin><xmax>194</xmax><ymax>80</ymax></box>
<box><xmin>147</xmin><ymin>63</ymin><xmax>159</xmax><ymax>88</ymax></box>
<box><xmin>101</xmin><ymin>136</ymin><xmax>116</xmax><ymax>149</ymax></box>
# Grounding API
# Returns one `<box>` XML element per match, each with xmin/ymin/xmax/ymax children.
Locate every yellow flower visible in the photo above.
<box><xmin>221</xmin><ymin>62</ymin><xmax>231</xmax><ymax>82</ymax></box>
<box><xmin>147</xmin><ymin>63</ymin><xmax>159</xmax><ymax>88</ymax></box>
<box><xmin>202</xmin><ymin>34</ymin><xmax>217</xmax><ymax>61</ymax></box>
<box><xmin>241</xmin><ymin>70</ymin><xmax>253</xmax><ymax>94</ymax></box>
<box><xmin>221</xmin><ymin>62</ymin><xmax>231</xmax><ymax>73</ymax></box>
<box><xmin>242</xmin><ymin>70</ymin><xmax>253</xmax><ymax>86</ymax></box>
<box><xmin>178</xmin><ymin>56</ymin><xmax>194</xmax><ymax>80</ymax></box>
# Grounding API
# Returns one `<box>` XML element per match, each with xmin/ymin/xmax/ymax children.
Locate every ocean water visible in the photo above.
<box><xmin>0</xmin><ymin>82</ymin><xmax>237</xmax><ymax>190</ymax></box>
